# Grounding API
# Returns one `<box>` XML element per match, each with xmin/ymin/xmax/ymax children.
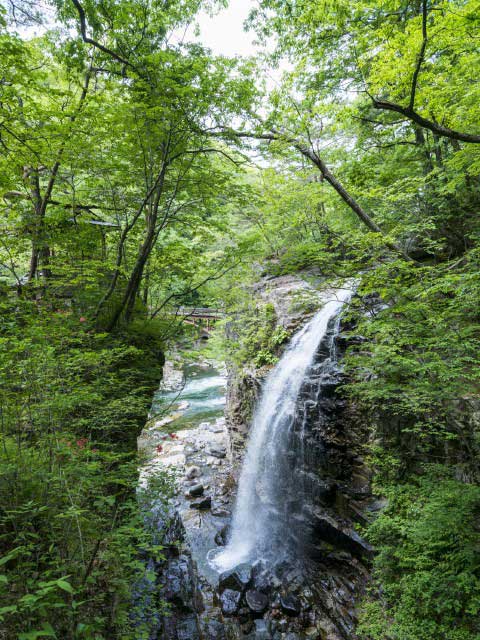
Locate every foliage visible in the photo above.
<box><xmin>0</xmin><ymin>293</ymin><xmax>167</xmax><ymax>638</ymax></box>
<box><xmin>358</xmin><ymin>466</ymin><xmax>480</xmax><ymax>640</ymax></box>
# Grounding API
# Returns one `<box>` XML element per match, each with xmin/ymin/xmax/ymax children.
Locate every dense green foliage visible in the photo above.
<box><xmin>358</xmin><ymin>466</ymin><xmax>480</xmax><ymax>640</ymax></box>
<box><xmin>0</xmin><ymin>292</ymin><xmax>169</xmax><ymax>638</ymax></box>
<box><xmin>1</xmin><ymin>0</ymin><xmax>479</xmax><ymax>637</ymax></box>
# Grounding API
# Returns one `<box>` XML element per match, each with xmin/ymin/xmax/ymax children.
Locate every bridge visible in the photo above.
<box><xmin>176</xmin><ymin>307</ymin><xmax>224</xmax><ymax>333</ymax></box>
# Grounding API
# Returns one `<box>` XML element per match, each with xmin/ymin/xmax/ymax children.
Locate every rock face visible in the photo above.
<box><xmin>130</xmin><ymin>502</ymin><xmax>203</xmax><ymax>640</ymax></box>
<box><xmin>222</xmin><ymin>273</ymin><xmax>373</xmax><ymax>638</ymax></box>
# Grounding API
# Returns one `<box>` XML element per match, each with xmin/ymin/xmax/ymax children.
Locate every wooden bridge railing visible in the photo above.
<box><xmin>177</xmin><ymin>307</ymin><xmax>224</xmax><ymax>320</ymax></box>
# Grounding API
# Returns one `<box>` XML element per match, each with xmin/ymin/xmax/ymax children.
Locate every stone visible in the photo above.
<box><xmin>253</xmin><ymin>570</ymin><xmax>273</xmax><ymax>594</ymax></box>
<box><xmin>283</xmin><ymin>567</ymin><xmax>304</xmax><ymax>591</ymax></box>
<box><xmin>254</xmin><ymin>619</ymin><xmax>270</xmax><ymax>638</ymax></box>
<box><xmin>208</xmin><ymin>444</ymin><xmax>226</xmax><ymax>458</ymax></box>
<box><xmin>176</xmin><ymin>616</ymin><xmax>200</xmax><ymax>640</ymax></box>
<box><xmin>220</xmin><ymin>588</ymin><xmax>242</xmax><ymax>616</ymax></box>
<box><xmin>245</xmin><ymin>589</ymin><xmax>269</xmax><ymax>615</ymax></box>
<box><xmin>163</xmin><ymin>556</ymin><xmax>194</xmax><ymax>611</ymax></box>
<box><xmin>202</xmin><ymin>620</ymin><xmax>226</xmax><ymax>640</ymax></box>
<box><xmin>187</xmin><ymin>483</ymin><xmax>204</xmax><ymax>497</ymax></box>
<box><xmin>280</xmin><ymin>594</ymin><xmax>301</xmax><ymax>617</ymax></box>
<box><xmin>185</xmin><ymin>466</ymin><xmax>201</xmax><ymax>480</ymax></box>
<box><xmin>218</xmin><ymin>562</ymin><xmax>252</xmax><ymax>592</ymax></box>
<box><xmin>214</xmin><ymin>523</ymin><xmax>230</xmax><ymax>546</ymax></box>
<box><xmin>191</xmin><ymin>496</ymin><xmax>211</xmax><ymax>510</ymax></box>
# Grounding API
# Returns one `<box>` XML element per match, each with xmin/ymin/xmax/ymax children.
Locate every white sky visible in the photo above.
<box><xmin>195</xmin><ymin>1</ymin><xmax>258</xmax><ymax>57</ymax></box>
<box><xmin>13</xmin><ymin>0</ymin><xmax>263</xmax><ymax>59</ymax></box>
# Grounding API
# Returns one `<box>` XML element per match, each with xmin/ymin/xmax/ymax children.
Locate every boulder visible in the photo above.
<box><xmin>187</xmin><ymin>483</ymin><xmax>204</xmax><ymax>497</ymax></box>
<box><xmin>191</xmin><ymin>496</ymin><xmax>211</xmax><ymax>510</ymax></box>
<box><xmin>214</xmin><ymin>523</ymin><xmax>230</xmax><ymax>546</ymax></box>
<box><xmin>220</xmin><ymin>589</ymin><xmax>242</xmax><ymax>616</ymax></box>
<box><xmin>280</xmin><ymin>594</ymin><xmax>301</xmax><ymax>617</ymax></box>
<box><xmin>218</xmin><ymin>563</ymin><xmax>252</xmax><ymax>593</ymax></box>
<box><xmin>245</xmin><ymin>589</ymin><xmax>269</xmax><ymax>615</ymax></box>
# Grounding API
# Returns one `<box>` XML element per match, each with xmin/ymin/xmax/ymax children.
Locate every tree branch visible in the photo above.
<box><xmin>409</xmin><ymin>0</ymin><xmax>428</xmax><ymax>111</ymax></box>
<box><xmin>71</xmin><ymin>0</ymin><xmax>134</xmax><ymax>71</ymax></box>
<box><xmin>213</xmin><ymin>127</ymin><xmax>415</xmax><ymax>262</ymax></box>
<box><xmin>371</xmin><ymin>99</ymin><xmax>480</xmax><ymax>143</ymax></box>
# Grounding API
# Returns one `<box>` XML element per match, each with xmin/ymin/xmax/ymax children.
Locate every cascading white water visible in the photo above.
<box><xmin>211</xmin><ymin>287</ymin><xmax>352</xmax><ymax>572</ymax></box>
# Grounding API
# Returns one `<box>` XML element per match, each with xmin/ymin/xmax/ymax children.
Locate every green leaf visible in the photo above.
<box><xmin>56</xmin><ymin>580</ymin><xmax>74</xmax><ymax>594</ymax></box>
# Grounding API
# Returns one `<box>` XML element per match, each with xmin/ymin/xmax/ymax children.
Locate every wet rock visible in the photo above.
<box><xmin>219</xmin><ymin>562</ymin><xmax>252</xmax><ymax>592</ymax></box>
<box><xmin>254</xmin><ymin>619</ymin><xmax>270</xmax><ymax>638</ymax></box>
<box><xmin>163</xmin><ymin>556</ymin><xmax>195</xmax><ymax>612</ymax></box>
<box><xmin>220</xmin><ymin>588</ymin><xmax>242</xmax><ymax>616</ymax></box>
<box><xmin>253</xmin><ymin>570</ymin><xmax>273</xmax><ymax>594</ymax></box>
<box><xmin>246</xmin><ymin>589</ymin><xmax>269</xmax><ymax>615</ymax></box>
<box><xmin>214</xmin><ymin>523</ymin><xmax>230</xmax><ymax>546</ymax></box>
<box><xmin>280</xmin><ymin>594</ymin><xmax>301</xmax><ymax>617</ymax></box>
<box><xmin>176</xmin><ymin>615</ymin><xmax>200</xmax><ymax>640</ymax></box>
<box><xmin>191</xmin><ymin>496</ymin><xmax>211</xmax><ymax>510</ymax></box>
<box><xmin>250</xmin><ymin>560</ymin><xmax>270</xmax><ymax>590</ymax></box>
<box><xmin>283</xmin><ymin>567</ymin><xmax>304</xmax><ymax>591</ymax></box>
<box><xmin>211</xmin><ymin>508</ymin><xmax>230</xmax><ymax>517</ymax></box>
<box><xmin>202</xmin><ymin>619</ymin><xmax>226</xmax><ymax>640</ymax></box>
<box><xmin>187</xmin><ymin>483</ymin><xmax>204</xmax><ymax>497</ymax></box>
<box><xmin>185</xmin><ymin>465</ymin><xmax>201</xmax><ymax>480</ymax></box>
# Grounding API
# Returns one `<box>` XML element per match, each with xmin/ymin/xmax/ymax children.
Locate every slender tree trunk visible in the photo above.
<box><xmin>27</xmin><ymin>168</ymin><xmax>45</xmax><ymax>281</ymax></box>
<box><xmin>106</xmin><ymin>223</ymin><xmax>156</xmax><ymax>329</ymax></box>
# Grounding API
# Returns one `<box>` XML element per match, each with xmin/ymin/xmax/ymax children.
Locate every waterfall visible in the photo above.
<box><xmin>211</xmin><ymin>286</ymin><xmax>352</xmax><ymax>572</ymax></box>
